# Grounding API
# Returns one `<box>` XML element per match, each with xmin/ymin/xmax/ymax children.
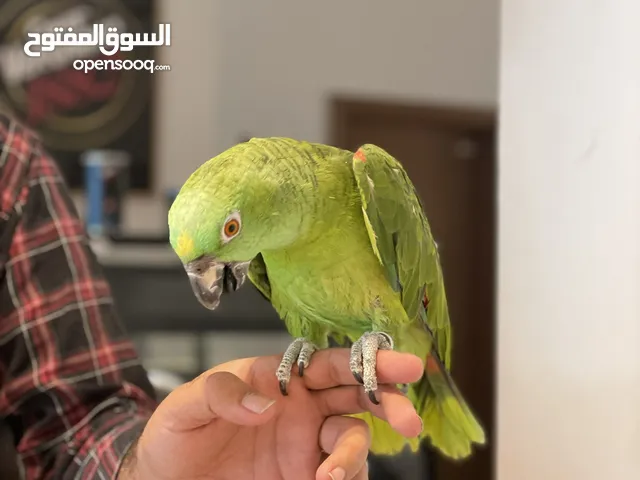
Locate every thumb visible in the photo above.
<box><xmin>157</xmin><ymin>371</ymin><xmax>278</xmax><ymax>431</ymax></box>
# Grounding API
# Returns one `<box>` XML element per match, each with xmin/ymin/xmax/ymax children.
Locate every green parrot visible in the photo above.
<box><xmin>167</xmin><ymin>137</ymin><xmax>485</xmax><ymax>459</ymax></box>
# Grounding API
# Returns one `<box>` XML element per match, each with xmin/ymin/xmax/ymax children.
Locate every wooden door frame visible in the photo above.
<box><xmin>329</xmin><ymin>95</ymin><xmax>498</xmax><ymax>480</ymax></box>
<box><xmin>330</xmin><ymin>96</ymin><xmax>496</xmax><ymax>143</ymax></box>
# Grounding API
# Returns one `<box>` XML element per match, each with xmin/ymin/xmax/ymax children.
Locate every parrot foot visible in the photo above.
<box><xmin>276</xmin><ymin>337</ymin><xmax>317</xmax><ymax>396</ymax></box>
<box><xmin>349</xmin><ymin>331</ymin><xmax>394</xmax><ymax>405</ymax></box>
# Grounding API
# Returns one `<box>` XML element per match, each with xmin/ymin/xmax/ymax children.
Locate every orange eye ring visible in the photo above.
<box><xmin>223</xmin><ymin>219</ymin><xmax>240</xmax><ymax>237</ymax></box>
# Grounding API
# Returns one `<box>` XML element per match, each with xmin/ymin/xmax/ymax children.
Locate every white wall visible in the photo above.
<box><xmin>77</xmin><ymin>0</ymin><xmax>499</xmax><ymax>233</ymax></box>
<box><xmin>497</xmin><ymin>1</ymin><xmax>640</xmax><ymax>479</ymax></box>
<box><xmin>214</xmin><ymin>0</ymin><xmax>498</xmax><ymax>148</ymax></box>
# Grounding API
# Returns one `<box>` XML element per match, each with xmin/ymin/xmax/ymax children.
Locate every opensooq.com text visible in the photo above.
<box><xmin>73</xmin><ymin>58</ymin><xmax>170</xmax><ymax>74</ymax></box>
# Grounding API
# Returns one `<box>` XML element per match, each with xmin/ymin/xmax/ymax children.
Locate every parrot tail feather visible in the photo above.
<box><xmin>352</xmin><ymin>350</ymin><xmax>486</xmax><ymax>459</ymax></box>
<box><xmin>413</xmin><ymin>351</ymin><xmax>486</xmax><ymax>459</ymax></box>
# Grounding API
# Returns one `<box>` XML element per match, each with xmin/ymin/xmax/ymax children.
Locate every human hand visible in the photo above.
<box><xmin>118</xmin><ymin>348</ymin><xmax>424</xmax><ymax>480</ymax></box>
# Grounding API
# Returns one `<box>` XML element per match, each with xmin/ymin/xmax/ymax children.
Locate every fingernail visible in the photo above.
<box><xmin>419</xmin><ymin>416</ymin><xmax>424</xmax><ymax>432</ymax></box>
<box><xmin>329</xmin><ymin>467</ymin><xmax>345</xmax><ymax>480</ymax></box>
<box><xmin>241</xmin><ymin>392</ymin><xmax>276</xmax><ymax>414</ymax></box>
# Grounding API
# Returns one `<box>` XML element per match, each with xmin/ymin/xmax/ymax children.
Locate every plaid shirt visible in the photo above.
<box><xmin>0</xmin><ymin>114</ymin><xmax>157</xmax><ymax>479</ymax></box>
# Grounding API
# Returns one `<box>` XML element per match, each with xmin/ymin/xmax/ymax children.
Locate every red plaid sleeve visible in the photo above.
<box><xmin>0</xmin><ymin>114</ymin><xmax>158</xmax><ymax>479</ymax></box>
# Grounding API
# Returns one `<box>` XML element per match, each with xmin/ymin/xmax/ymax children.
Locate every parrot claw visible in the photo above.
<box><xmin>276</xmin><ymin>337</ymin><xmax>318</xmax><ymax>396</ymax></box>
<box><xmin>349</xmin><ymin>331</ymin><xmax>395</xmax><ymax>405</ymax></box>
<box><xmin>279</xmin><ymin>380</ymin><xmax>289</xmax><ymax>396</ymax></box>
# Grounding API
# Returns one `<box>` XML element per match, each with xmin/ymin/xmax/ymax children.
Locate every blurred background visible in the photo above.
<box><xmin>0</xmin><ymin>1</ymin><xmax>499</xmax><ymax>479</ymax></box>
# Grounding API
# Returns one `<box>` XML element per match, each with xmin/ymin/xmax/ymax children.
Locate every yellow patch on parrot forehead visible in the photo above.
<box><xmin>175</xmin><ymin>232</ymin><xmax>195</xmax><ymax>258</ymax></box>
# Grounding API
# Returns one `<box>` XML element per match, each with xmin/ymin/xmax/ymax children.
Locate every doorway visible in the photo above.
<box><xmin>330</xmin><ymin>97</ymin><xmax>497</xmax><ymax>480</ymax></box>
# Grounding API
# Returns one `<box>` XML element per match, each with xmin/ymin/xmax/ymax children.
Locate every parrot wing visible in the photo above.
<box><xmin>351</xmin><ymin>145</ymin><xmax>452</xmax><ymax>368</ymax></box>
<box><xmin>247</xmin><ymin>253</ymin><xmax>272</xmax><ymax>302</ymax></box>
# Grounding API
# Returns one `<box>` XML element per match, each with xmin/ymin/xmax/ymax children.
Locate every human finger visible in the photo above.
<box><xmin>301</xmin><ymin>349</ymin><xmax>424</xmax><ymax>391</ymax></box>
<box><xmin>313</xmin><ymin>384</ymin><xmax>422</xmax><ymax>438</ymax></box>
<box><xmin>156</xmin><ymin>371</ymin><xmax>278</xmax><ymax>432</ymax></box>
<box><xmin>352</xmin><ymin>463</ymin><xmax>369</xmax><ymax>480</ymax></box>
<box><xmin>315</xmin><ymin>416</ymin><xmax>371</xmax><ymax>480</ymax></box>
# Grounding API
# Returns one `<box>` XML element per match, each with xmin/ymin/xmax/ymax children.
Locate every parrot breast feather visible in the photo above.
<box><xmin>351</xmin><ymin>144</ymin><xmax>452</xmax><ymax>368</ymax></box>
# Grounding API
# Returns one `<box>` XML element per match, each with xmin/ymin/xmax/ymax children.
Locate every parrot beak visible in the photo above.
<box><xmin>185</xmin><ymin>257</ymin><xmax>250</xmax><ymax>310</ymax></box>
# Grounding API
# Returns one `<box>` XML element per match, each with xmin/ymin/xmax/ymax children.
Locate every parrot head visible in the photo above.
<box><xmin>167</xmin><ymin>140</ymin><xmax>302</xmax><ymax>310</ymax></box>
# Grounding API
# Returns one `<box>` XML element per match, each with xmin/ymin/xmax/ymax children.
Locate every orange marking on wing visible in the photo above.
<box><xmin>354</xmin><ymin>149</ymin><xmax>366</xmax><ymax>162</ymax></box>
<box><xmin>422</xmin><ymin>290</ymin><xmax>430</xmax><ymax>309</ymax></box>
<box><xmin>425</xmin><ymin>354</ymin><xmax>440</xmax><ymax>374</ymax></box>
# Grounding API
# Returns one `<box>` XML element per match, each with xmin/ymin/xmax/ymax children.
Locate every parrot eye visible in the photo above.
<box><xmin>221</xmin><ymin>212</ymin><xmax>242</xmax><ymax>242</ymax></box>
